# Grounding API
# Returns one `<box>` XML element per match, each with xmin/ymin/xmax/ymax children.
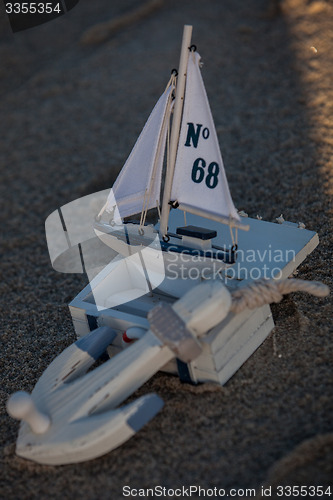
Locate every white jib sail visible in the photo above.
<box><xmin>105</xmin><ymin>84</ymin><xmax>174</xmax><ymax>220</ymax></box>
<box><xmin>170</xmin><ymin>52</ymin><xmax>240</xmax><ymax>223</ymax></box>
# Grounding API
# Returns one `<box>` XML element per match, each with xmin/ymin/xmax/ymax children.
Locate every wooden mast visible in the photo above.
<box><xmin>159</xmin><ymin>25</ymin><xmax>192</xmax><ymax>238</ymax></box>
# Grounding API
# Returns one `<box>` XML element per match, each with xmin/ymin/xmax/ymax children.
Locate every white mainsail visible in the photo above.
<box><xmin>105</xmin><ymin>84</ymin><xmax>174</xmax><ymax>220</ymax></box>
<box><xmin>170</xmin><ymin>51</ymin><xmax>240</xmax><ymax>224</ymax></box>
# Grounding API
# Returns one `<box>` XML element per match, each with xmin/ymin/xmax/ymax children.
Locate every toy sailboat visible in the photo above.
<box><xmin>7</xmin><ymin>26</ymin><xmax>327</xmax><ymax>465</ymax></box>
<box><xmin>94</xmin><ymin>25</ymin><xmax>249</xmax><ymax>277</ymax></box>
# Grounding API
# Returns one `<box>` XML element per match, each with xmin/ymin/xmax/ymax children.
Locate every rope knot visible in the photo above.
<box><xmin>230</xmin><ymin>278</ymin><xmax>329</xmax><ymax>314</ymax></box>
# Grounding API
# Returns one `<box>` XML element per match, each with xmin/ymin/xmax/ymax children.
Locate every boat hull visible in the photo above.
<box><xmin>71</xmin><ymin>214</ymin><xmax>319</xmax><ymax>385</ymax></box>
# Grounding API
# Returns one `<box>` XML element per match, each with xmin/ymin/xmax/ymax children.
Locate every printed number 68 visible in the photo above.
<box><xmin>191</xmin><ymin>158</ymin><xmax>219</xmax><ymax>189</ymax></box>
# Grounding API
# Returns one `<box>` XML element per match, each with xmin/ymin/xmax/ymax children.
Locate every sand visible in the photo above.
<box><xmin>0</xmin><ymin>0</ymin><xmax>332</xmax><ymax>498</ymax></box>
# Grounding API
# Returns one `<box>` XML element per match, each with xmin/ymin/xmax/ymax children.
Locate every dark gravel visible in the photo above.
<box><xmin>0</xmin><ymin>0</ymin><xmax>332</xmax><ymax>498</ymax></box>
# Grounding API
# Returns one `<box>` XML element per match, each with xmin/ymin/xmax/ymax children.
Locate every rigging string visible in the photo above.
<box><xmin>156</xmin><ymin>200</ymin><xmax>161</xmax><ymax>220</ymax></box>
<box><xmin>165</xmin><ymin>97</ymin><xmax>171</xmax><ymax>199</ymax></box>
<box><xmin>139</xmin><ymin>189</ymin><xmax>149</xmax><ymax>229</ymax></box>
<box><xmin>164</xmin><ymin>71</ymin><xmax>177</xmax><ymax>93</ymax></box>
<box><xmin>228</xmin><ymin>223</ymin><xmax>238</xmax><ymax>250</ymax></box>
<box><xmin>96</xmin><ymin>200</ymin><xmax>109</xmax><ymax>220</ymax></box>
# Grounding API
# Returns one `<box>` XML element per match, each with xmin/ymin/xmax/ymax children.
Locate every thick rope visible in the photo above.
<box><xmin>230</xmin><ymin>278</ymin><xmax>329</xmax><ymax>314</ymax></box>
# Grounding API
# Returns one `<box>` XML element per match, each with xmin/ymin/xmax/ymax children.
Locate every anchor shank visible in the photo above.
<box><xmin>72</xmin><ymin>331</ymin><xmax>175</xmax><ymax>417</ymax></box>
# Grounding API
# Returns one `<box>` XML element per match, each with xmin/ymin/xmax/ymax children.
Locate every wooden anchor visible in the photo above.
<box><xmin>7</xmin><ymin>281</ymin><xmax>231</xmax><ymax>465</ymax></box>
